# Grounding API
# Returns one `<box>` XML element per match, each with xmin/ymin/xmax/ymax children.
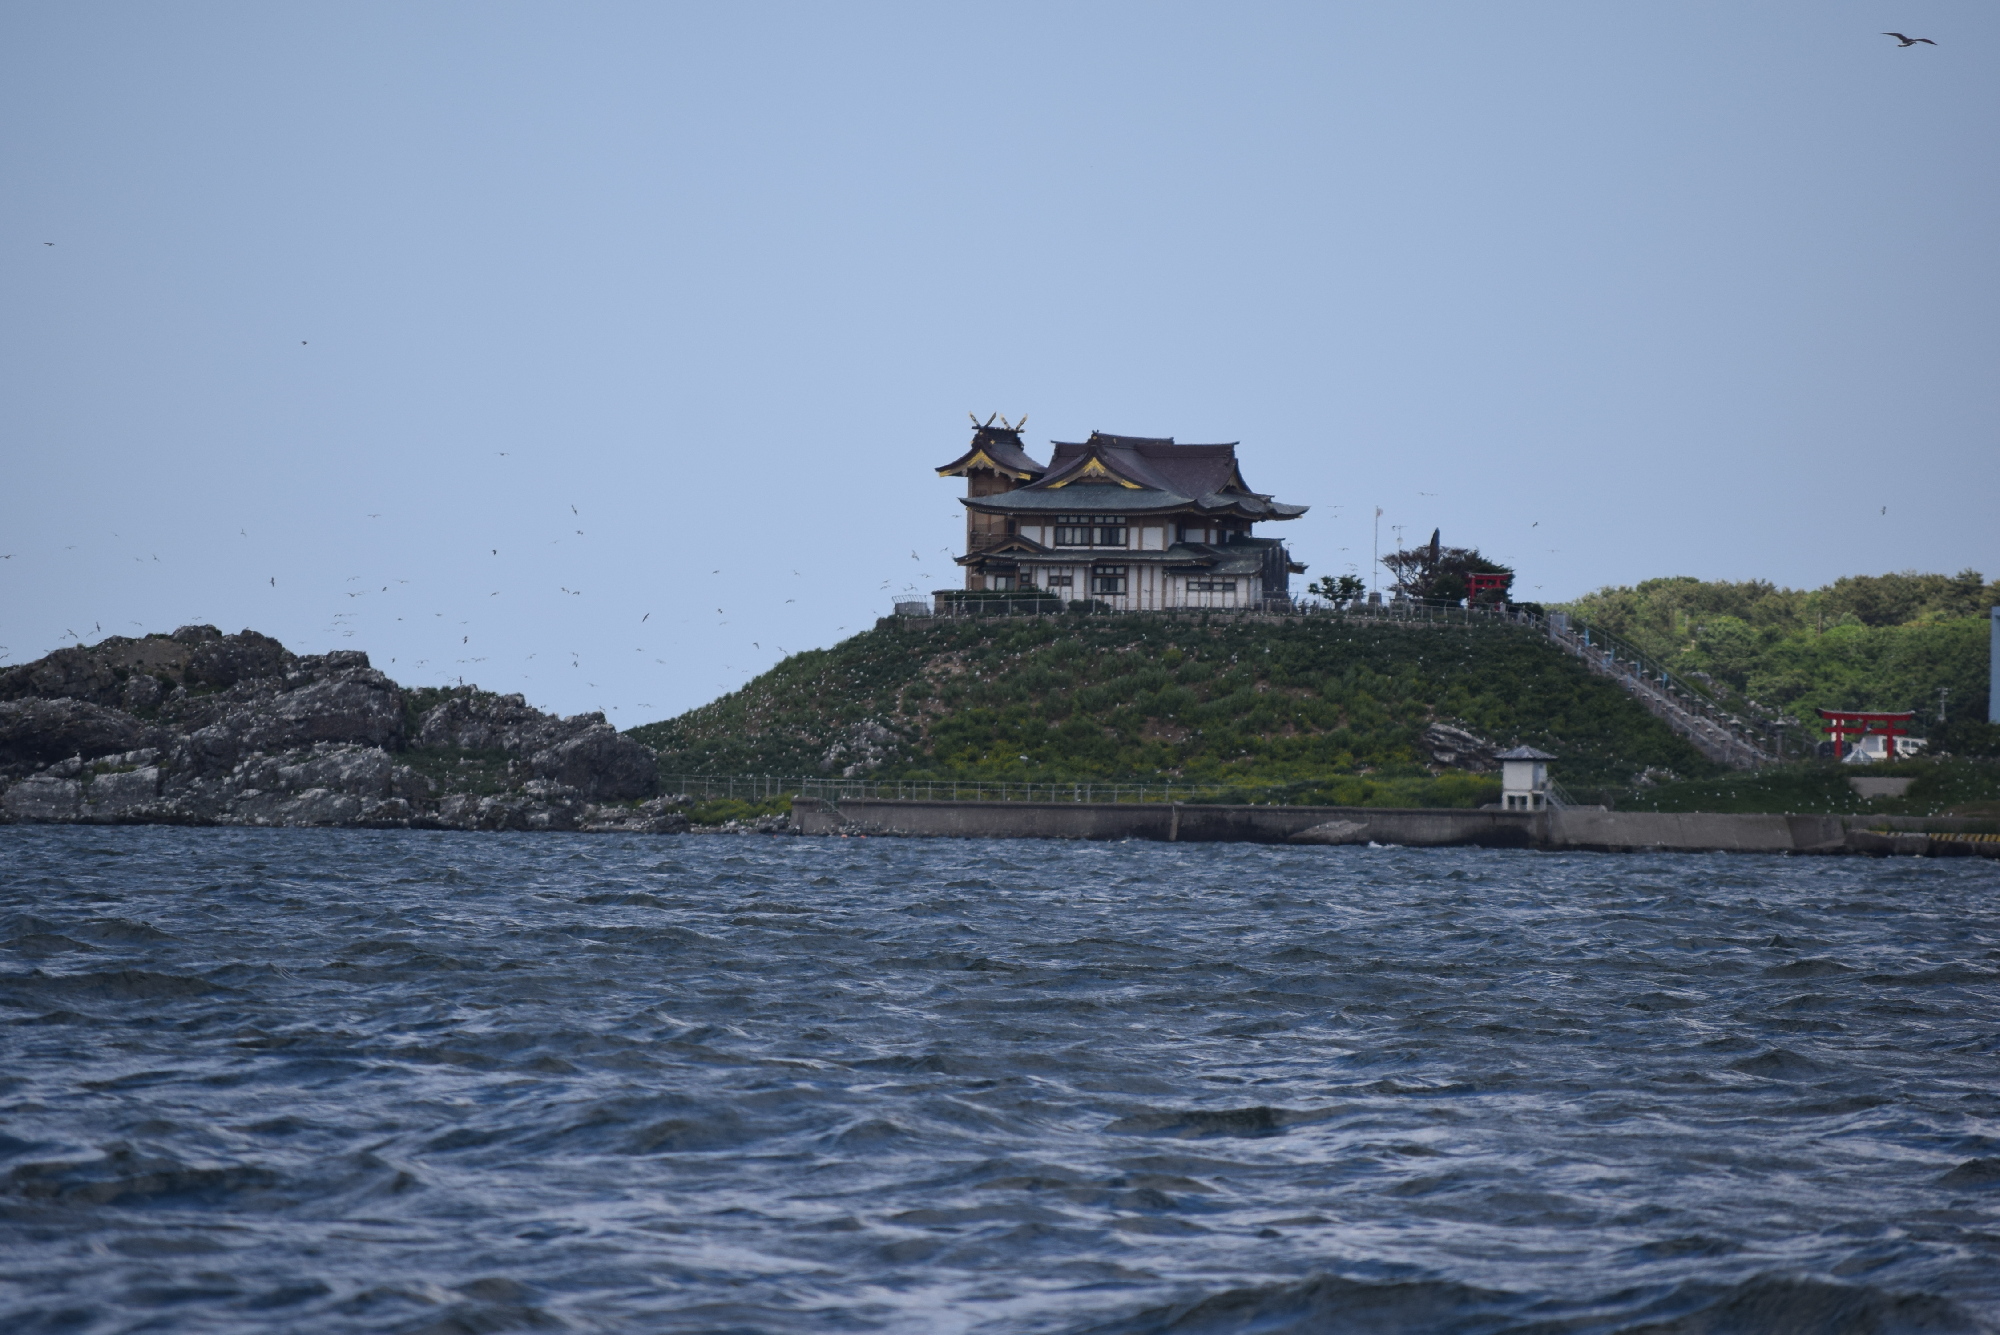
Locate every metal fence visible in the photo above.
<box><xmin>662</xmin><ymin>774</ymin><xmax>1396</xmax><ymax>807</ymax></box>
<box><xmin>898</xmin><ymin>596</ymin><xmax>1547</xmax><ymax>628</ymax></box>
<box><xmin>1546</xmin><ymin>616</ymin><xmax>1783</xmax><ymax>768</ymax></box>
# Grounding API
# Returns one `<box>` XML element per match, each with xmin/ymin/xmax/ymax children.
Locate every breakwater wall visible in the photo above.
<box><xmin>789</xmin><ymin>798</ymin><xmax>2000</xmax><ymax>857</ymax></box>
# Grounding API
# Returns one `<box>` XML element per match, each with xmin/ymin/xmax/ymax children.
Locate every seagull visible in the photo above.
<box><xmin>642</xmin><ymin>612</ymin><xmax>650</xmax><ymax>622</ymax></box>
<box><xmin>43</xmin><ymin>242</ymin><xmax>53</xmax><ymax>246</ymax></box>
<box><xmin>270</xmin><ymin>577</ymin><xmax>275</xmax><ymax>586</ymax></box>
<box><xmin>570</xmin><ymin>505</ymin><xmax>578</xmax><ymax>515</ymax></box>
<box><xmin>1883</xmin><ymin>32</ymin><xmax>1935</xmax><ymax>46</ymax></box>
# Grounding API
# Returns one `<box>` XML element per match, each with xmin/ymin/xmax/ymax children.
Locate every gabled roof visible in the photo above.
<box><xmin>963</xmin><ymin>431</ymin><xmax>1306</xmax><ymax>521</ymax></box>
<box><xmin>1495</xmin><ymin>745</ymin><xmax>1556</xmax><ymax>761</ymax></box>
<box><xmin>952</xmin><ymin>534</ymin><xmax>1052</xmax><ymax>566</ymax></box>
<box><xmin>936</xmin><ymin>425</ymin><xmax>1047</xmax><ymax>481</ymax></box>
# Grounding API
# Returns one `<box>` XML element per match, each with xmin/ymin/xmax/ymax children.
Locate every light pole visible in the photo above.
<box><xmin>1372</xmin><ymin>507</ymin><xmax>1381</xmax><ymax>598</ymax></box>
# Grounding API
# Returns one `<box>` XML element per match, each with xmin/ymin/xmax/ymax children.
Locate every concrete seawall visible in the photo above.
<box><xmin>790</xmin><ymin>798</ymin><xmax>1999</xmax><ymax>857</ymax></box>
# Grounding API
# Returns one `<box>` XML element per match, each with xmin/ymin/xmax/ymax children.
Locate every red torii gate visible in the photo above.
<box><xmin>1465</xmin><ymin>572</ymin><xmax>1512</xmax><ymax>607</ymax></box>
<box><xmin>1817</xmin><ymin>708</ymin><xmax>1914</xmax><ymax>760</ymax></box>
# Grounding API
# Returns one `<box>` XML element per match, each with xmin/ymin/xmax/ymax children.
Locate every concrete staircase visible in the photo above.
<box><xmin>1544</xmin><ymin>616</ymin><xmax>1778</xmax><ymax>769</ymax></box>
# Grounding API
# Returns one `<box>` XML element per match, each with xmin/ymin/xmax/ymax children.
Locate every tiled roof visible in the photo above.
<box><xmin>935</xmin><ymin>426</ymin><xmax>1046</xmax><ymax>479</ymax></box>
<box><xmin>962</xmin><ymin>431</ymin><xmax>1305</xmax><ymax>520</ymax></box>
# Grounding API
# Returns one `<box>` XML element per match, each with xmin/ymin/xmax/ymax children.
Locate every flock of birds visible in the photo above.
<box><xmin>6</xmin><ymin>27</ymin><xmax>1946</xmax><ymax>690</ymax></box>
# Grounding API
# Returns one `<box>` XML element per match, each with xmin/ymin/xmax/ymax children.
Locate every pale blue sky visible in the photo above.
<box><xmin>4</xmin><ymin>3</ymin><xmax>1995</xmax><ymax>724</ymax></box>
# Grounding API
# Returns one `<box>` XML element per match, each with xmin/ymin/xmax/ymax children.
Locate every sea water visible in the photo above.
<box><xmin>1</xmin><ymin>826</ymin><xmax>1996</xmax><ymax>1333</ymax></box>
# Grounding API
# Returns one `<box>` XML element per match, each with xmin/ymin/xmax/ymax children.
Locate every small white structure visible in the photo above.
<box><xmin>1496</xmin><ymin>745</ymin><xmax>1556</xmax><ymax>811</ymax></box>
<box><xmin>1840</xmin><ymin>733</ymin><xmax>1927</xmax><ymax>764</ymax></box>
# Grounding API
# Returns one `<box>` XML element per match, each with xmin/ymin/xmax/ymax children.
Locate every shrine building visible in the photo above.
<box><xmin>935</xmin><ymin>421</ymin><xmax>1308</xmax><ymax>610</ymax></box>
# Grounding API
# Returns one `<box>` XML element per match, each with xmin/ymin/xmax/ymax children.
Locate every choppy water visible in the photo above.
<box><xmin>3</xmin><ymin>827</ymin><xmax>1998</xmax><ymax>1334</ymax></box>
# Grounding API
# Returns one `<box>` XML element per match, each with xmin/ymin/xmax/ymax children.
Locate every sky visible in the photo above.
<box><xmin>3</xmin><ymin>2</ymin><xmax>1996</xmax><ymax>725</ymax></box>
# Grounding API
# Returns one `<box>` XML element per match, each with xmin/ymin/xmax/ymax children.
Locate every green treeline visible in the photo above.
<box><xmin>628</xmin><ymin>615</ymin><xmax>1713</xmax><ymax>800</ymax></box>
<box><xmin>1560</xmin><ymin>570</ymin><xmax>1996</xmax><ymax>734</ymax></box>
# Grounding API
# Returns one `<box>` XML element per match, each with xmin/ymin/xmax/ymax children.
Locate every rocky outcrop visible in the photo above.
<box><xmin>413</xmin><ymin>691</ymin><xmax>656</xmax><ymax>800</ymax></box>
<box><xmin>0</xmin><ymin>699</ymin><xmax>163</xmax><ymax>769</ymax></box>
<box><xmin>1420</xmin><ymin>721</ymin><xmax>1499</xmax><ymax>773</ymax></box>
<box><xmin>0</xmin><ymin>626</ymin><xmax>680</xmax><ymax>834</ymax></box>
<box><xmin>817</xmin><ymin>718</ymin><xmax>900</xmax><ymax>778</ymax></box>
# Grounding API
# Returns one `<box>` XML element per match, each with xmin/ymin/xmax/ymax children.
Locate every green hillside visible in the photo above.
<box><xmin>1561</xmin><ymin>570</ymin><xmax>1996</xmax><ymax>740</ymax></box>
<box><xmin>627</xmin><ymin>613</ymin><xmax>1717</xmax><ymax>803</ymax></box>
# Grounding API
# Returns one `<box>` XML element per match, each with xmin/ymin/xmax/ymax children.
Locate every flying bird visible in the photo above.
<box><xmin>43</xmin><ymin>242</ymin><xmax>53</xmax><ymax>246</ymax></box>
<box><xmin>1882</xmin><ymin>32</ymin><xmax>1935</xmax><ymax>46</ymax></box>
<box><xmin>570</xmin><ymin>505</ymin><xmax>577</xmax><ymax>515</ymax></box>
<box><xmin>642</xmin><ymin>612</ymin><xmax>650</xmax><ymax>622</ymax></box>
<box><xmin>270</xmin><ymin>577</ymin><xmax>275</xmax><ymax>586</ymax></box>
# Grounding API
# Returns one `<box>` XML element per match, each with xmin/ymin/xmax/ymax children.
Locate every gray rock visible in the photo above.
<box><xmin>359</xmin><ymin>797</ymin><xmax>414</xmax><ymax>826</ymax></box>
<box><xmin>179</xmin><ymin>675</ymin><xmax>403</xmax><ymax>774</ymax></box>
<box><xmin>84</xmin><ymin>766</ymin><xmax>162</xmax><ymax>818</ymax></box>
<box><xmin>292</xmin><ymin>745</ymin><xmax>394</xmax><ymax>798</ymax></box>
<box><xmin>1</xmin><ymin>628</ymin><xmax>668</xmax><ymax>833</ymax></box>
<box><xmin>436</xmin><ymin>794</ymin><xmax>482</xmax><ymax>827</ymax></box>
<box><xmin>390</xmin><ymin>765</ymin><xmax>433</xmax><ymax>803</ymax></box>
<box><xmin>0</xmin><ymin>698</ymin><xmax>158</xmax><ymax>769</ymax></box>
<box><xmin>1421</xmin><ymin>721</ymin><xmax>1499</xmax><ymax>773</ymax></box>
<box><xmin>818</xmin><ymin>718</ymin><xmax>899</xmax><ymax>777</ymax></box>
<box><xmin>580</xmin><ymin>799</ymin><xmax>690</xmax><ymax>834</ymax></box>
<box><xmin>528</xmin><ymin>726</ymin><xmax>658</xmax><ymax>801</ymax></box>
<box><xmin>276</xmin><ymin>788</ymin><xmax>364</xmax><ymax>827</ymax></box>
<box><xmin>0</xmin><ymin>627</ymin><xmax>293</xmax><ymax>710</ymax></box>
<box><xmin>120</xmin><ymin>674</ymin><xmax>165</xmax><ymax>713</ymax></box>
<box><xmin>418</xmin><ymin>692</ymin><xmax>557</xmax><ymax>751</ymax></box>
<box><xmin>2</xmin><ymin>775</ymin><xmax>83</xmax><ymax>822</ymax></box>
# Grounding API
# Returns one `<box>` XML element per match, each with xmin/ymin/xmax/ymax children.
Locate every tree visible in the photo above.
<box><xmin>1308</xmin><ymin>574</ymin><xmax>1367</xmax><ymax>609</ymax></box>
<box><xmin>1381</xmin><ymin>530</ymin><xmax>1513</xmax><ymax>606</ymax></box>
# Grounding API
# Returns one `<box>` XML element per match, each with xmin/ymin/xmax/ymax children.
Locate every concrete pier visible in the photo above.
<box><xmin>789</xmin><ymin>798</ymin><xmax>1998</xmax><ymax>856</ymax></box>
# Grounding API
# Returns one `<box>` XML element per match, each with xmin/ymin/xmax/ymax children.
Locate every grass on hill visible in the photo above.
<box><xmin>626</xmin><ymin>613</ymin><xmax>1717</xmax><ymax>804</ymax></box>
<box><xmin>1626</xmin><ymin>758</ymin><xmax>2000</xmax><ymax>819</ymax></box>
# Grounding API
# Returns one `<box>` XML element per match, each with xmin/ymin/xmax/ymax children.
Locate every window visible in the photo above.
<box><xmin>1053</xmin><ymin>516</ymin><xmax>1128</xmax><ymax>547</ymax></box>
<box><xmin>1043</xmin><ymin>573</ymin><xmax>1074</xmax><ymax>588</ymax></box>
<box><xmin>1187</xmin><ymin>579</ymin><xmax>1235</xmax><ymax>593</ymax></box>
<box><xmin>1092</xmin><ymin>566</ymin><xmax>1127</xmax><ymax>596</ymax></box>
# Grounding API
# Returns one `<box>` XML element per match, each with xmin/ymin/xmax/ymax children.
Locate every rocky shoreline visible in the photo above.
<box><xmin>0</xmin><ymin>626</ymin><xmax>690</xmax><ymax>833</ymax></box>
